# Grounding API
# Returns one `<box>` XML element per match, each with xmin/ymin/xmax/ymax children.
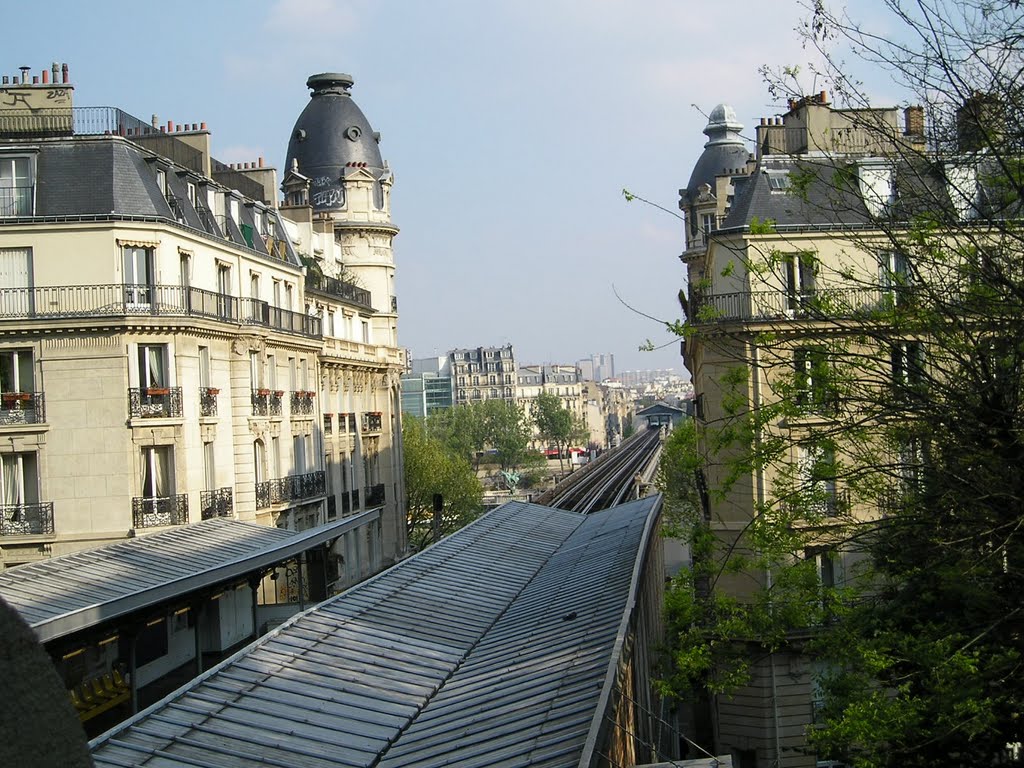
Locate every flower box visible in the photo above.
<box><xmin>2</xmin><ymin>392</ymin><xmax>30</xmax><ymax>404</ymax></box>
<box><xmin>146</xmin><ymin>387</ymin><xmax>170</xmax><ymax>396</ymax></box>
<box><xmin>255</xmin><ymin>388</ymin><xmax>271</xmax><ymax>396</ymax></box>
<box><xmin>205</xmin><ymin>387</ymin><xmax>220</xmax><ymax>396</ymax></box>
<box><xmin>273</xmin><ymin>390</ymin><xmax>285</xmax><ymax>398</ymax></box>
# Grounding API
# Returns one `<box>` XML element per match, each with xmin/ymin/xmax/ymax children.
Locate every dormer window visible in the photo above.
<box><xmin>0</xmin><ymin>156</ymin><xmax>34</xmax><ymax>216</ymax></box>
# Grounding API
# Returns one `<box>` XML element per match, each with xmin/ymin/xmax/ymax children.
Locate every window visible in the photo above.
<box><xmin>284</xmin><ymin>283</ymin><xmax>294</xmax><ymax>311</ymax></box>
<box><xmin>250</xmin><ymin>272</ymin><xmax>260</xmax><ymax>300</ymax></box>
<box><xmin>254</xmin><ymin>440</ymin><xmax>267</xmax><ymax>484</ymax></box>
<box><xmin>300</xmin><ymin>358</ymin><xmax>309</xmax><ymax>391</ymax></box>
<box><xmin>794</xmin><ymin>347</ymin><xmax>834</xmax><ymax>413</ymax></box>
<box><xmin>140</xmin><ymin>445</ymin><xmax>173</xmax><ymax>501</ymax></box>
<box><xmin>361</xmin><ymin>321</ymin><xmax>370</xmax><ymax>344</ymax></box>
<box><xmin>217</xmin><ymin>263</ymin><xmax>232</xmax><ymax>295</ymax></box>
<box><xmin>765</xmin><ymin>170</ymin><xmax>791</xmax><ymax>190</ymax></box>
<box><xmin>273</xmin><ymin>280</ymin><xmax>282</xmax><ymax>308</ymax></box>
<box><xmin>701</xmin><ymin>212</ymin><xmax>717</xmax><ymax>237</ymax></box>
<box><xmin>293</xmin><ymin>435</ymin><xmax>306</xmax><ymax>473</ymax></box>
<box><xmin>198</xmin><ymin>346</ymin><xmax>210</xmax><ymax>388</ymax></box>
<box><xmin>0</xmin><ymin>156</ymin><xmax>33</xmax><ymax>216</ymax></box>
<box><xmin>891</xmin><ymin>340</ymin><xmax>925</xmax><ymax>392</ymax></box>
<box><xmin>288</xmin><ymin>357</ymin><xmax>297</xmax><ymax>391</ymax></box>
<box><xmin>879</xmin><ymin>250</ymin><xmax>911</xmax><ymax>304</ymax></box>
<box><xmin>186</xmin><ymin>182</ymin><xmax>197</xmax><ymax>208</ymax></box>
<box><xmin>228</xmin><ymin>197</ymin><xmax>239</xmax><ymax>224</ymax></box>
<box><xmin>0</xmin><ymin>349</ymin><xmax>33</xmax><ymax>393</ymax></box>
<box><xmin>798</xmin><ymin>445</ymin><xmax>838</xmax><ymax>517</ymax></box>
<box><xmin>271</xmin><ymin>435</ymin><xmax>281</xmax><ymax>478</ymax></box>
<box><xmin>123</xmin><ymin>246</ymin><xmax>154</xmax><ymax>305</ymax></box>
<box><xmin>785</xmin><ymin>252</ymin><xmax>816</xmax><ymax>312</ymax></box>
<box><xmin>266</xmin><ymin>354</ymin><xmax>277</xmax><ymax>390</ymax></box>
<box><xmin>179</xmin><ymin>252</ymin><xmax>191</xmax><ymax>289</ymax></box>
<box><xmin>203</xmin><ymin>441</ymin><xmax>216</xmax><ymax>490</ymax></box>
<box><xmin>156</xmin><ymin>169</ymin><xmax>167</xmax><ymax>196</ymax></box>
<box><xmin>250</xmin><ymin>351</ymin><xmax>263</xmax><ymax>390</ymax></box>
<box><xmin>0</xmin><ymin>453</ymin><xmax>39</xmax><ymax>509</ymax></box>
<box><xmin>139</xmin><ymin>344</ymin><xmax>168</xmax><ymax>389</ymax></box>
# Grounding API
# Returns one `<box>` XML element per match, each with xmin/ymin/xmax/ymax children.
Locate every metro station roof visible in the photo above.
<box><xmin>89</xmin><ymin>496</ymin><xmax>662</xmax><ymax>768</ymax></box>
<box><xmin>0</xmin><ymin>515</ymin><xmax>374</xmax><ymax>644</ymax></box>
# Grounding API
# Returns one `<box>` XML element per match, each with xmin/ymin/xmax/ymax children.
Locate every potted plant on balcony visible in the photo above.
<box><xmin>255</xmin><ymin>388</ymin><xmax>271</xmax><ymax>396</ymax></box>
<box><xmin>205</xmin><ymin>387</ymin><xmax>220</xmax><ymax>396</ymax></box>
<box><xmin>146</xmin><ymin>387</ymin><xmax>170</xmax><ymax>396</ymax></box>
<box><xmin>273</xmin><ymin>390</ymin><xmax>285</xmax><ymax>398</ymax></box>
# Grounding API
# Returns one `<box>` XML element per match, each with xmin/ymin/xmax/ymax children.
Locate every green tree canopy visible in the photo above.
<box><xmin>403</xmin><ymin>415</ymin><xmax>483</xmax><ymax>551</ymax></box>
<box><xmin>533</xmin><ymin>392</ymin><xmax>588</xmax><ymax>473</ymax></box>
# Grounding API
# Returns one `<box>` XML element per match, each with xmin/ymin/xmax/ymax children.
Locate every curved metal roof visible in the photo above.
<box><xmin>285</xmin><ymin>73</ymin><xmax>386</xmax><ymax>212</ymax></box>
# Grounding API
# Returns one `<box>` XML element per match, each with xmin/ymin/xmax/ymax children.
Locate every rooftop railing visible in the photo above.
<box><xmin>304</xmin><ymin>274</ymin><xmax>373</xmax><ymax>310</ymax></box>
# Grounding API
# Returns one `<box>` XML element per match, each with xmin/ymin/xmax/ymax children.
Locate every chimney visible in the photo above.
<box><xmin>904</xmin><ymin>105</ymin><xmax>924</xmax><ymax>136</ymax></box>
<box><xmin>61</xmin><ymin>63</ymin><xmax>68</xmax><ymax>84</ymax></box>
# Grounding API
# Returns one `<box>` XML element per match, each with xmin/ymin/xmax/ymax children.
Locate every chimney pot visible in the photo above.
<box><xmin>51</xmin><ymin>63</ymin><xmax>59</xmax><ymax>83</ymax></box>
<box><xmin>258</xmin><ymin>156</ymin><xmax>264</xmax><ymax>168</ymax></box>
<box><xmin>820</xmin><ymin>90</ymin><xmax>828</xmax><ymax>104</ymax></box>
<box><xmin>31</xmin><ymin>76</ymin><xmax>38</xmax><ymax>84</ymax></box>
<box><xmin>61</xmin><ymin>63</ymin><xmax>68</xmax><ymax>84</ymax></box>
<box><xmin>167</xmin><ymin>120</ymin><xmax>174</xmax><ymax>132</ymax></box>
<box><xmin>200</xmin><ymin>121</ymin><xmax>207</xmax><ymax>130</ymax></box>
<box><xmin>160</xmin><ymin>126</ymin><xmax>166</xmax><ymax>133</ymax></box>
<box><xmin>41</xmin><ymin>70</ymin><xmax>48</xmax><ymax>84</ymax></box>
<box><xmin>19</xmin><ymin>66</ymin><xmax>29</xmax><ymax>84</ymax></box>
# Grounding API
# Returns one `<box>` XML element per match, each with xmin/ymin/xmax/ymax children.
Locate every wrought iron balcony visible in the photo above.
<box><xmin>129</xmin><ymin>386</ymin><xmax>183</xmax><ymax>418</ymax></box>
<box><xmin>365</xmin><ymin>483</ymin><xmax>386</xmax><ymax>508</ymax></box>
<box><xmin>688</xmin><ymin>287</ymin><xmax>895</xmax><ymax>324</ymax></box>
<box><xmin>199</xmin><ymin>386</ymin><xmax>219</xmax><ymax>417</ymax></box>
<box><xmin>251</xmin><ymin>389</ymin><xmax>284</xmax><ymax>417</ymax></box>
<box><xmin>304</xmin><ymin>273</ymin><xmax>373</xmax><ymax>310</ymax></box>
<box><xmin>0</xmin><ymin>502</ymin><xmax>54</xmax><ymax>536</ymax></box>
<box><xmin>0</xmin><ymin>283</ymin><xmax>321</xmax><ymax>339</ymax></box>
<box><xmin>200</xmin><ymin>487</ymin><xmax>233</xmax><ymax>520</ymax></box>
<box><xmin>255</xmin><ymin>470</ymin><xmax>327</xmax><ymax>509</ymax></box>
<box><xmin>291</xmin><ymin>390</ymin><xmax>315</xmax><ymax>415</ymax></box>
<box><xmin>132</xmin><ymin>494</ymin><xmax>188</xmax><ymax>528</ymax></box>
<box><xmin>362</xmin><ymin>412</ymin><xmax>383</xmax><ymax>433</ymax></box>
<box><xmin>0</xmin><ymin>391</ymin><xmax>45</xmax><ymax>424</ymax></box>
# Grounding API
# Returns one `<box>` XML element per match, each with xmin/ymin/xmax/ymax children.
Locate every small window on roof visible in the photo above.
<box><xmin>766</xmin><ymin>170</ymin><xmax>791</xmax><ymax>190</ymax></box>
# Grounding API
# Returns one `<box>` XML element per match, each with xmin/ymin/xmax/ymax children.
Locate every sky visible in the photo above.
<box><xmin>5</xmin><ymin>0</ymin><xmax>901</xmax><ymax>375</ymax></box>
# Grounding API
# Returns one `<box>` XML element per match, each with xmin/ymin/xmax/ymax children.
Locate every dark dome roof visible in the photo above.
<box><xmin>683</xmin><ymin>103</ymin><xmax>749</xmax><ymax>204</ymax></box>
<box><xmin>285</xmin><ymin>73</ymin><xmax>386</xmax><ymax>211</ymax></box>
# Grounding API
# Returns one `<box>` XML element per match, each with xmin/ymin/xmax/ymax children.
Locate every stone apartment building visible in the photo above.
<box><xmin>0</xmin><ymin>64</ymin><xmax>405</xmax><ymax>580</ymax></box>
<box><xmin>678</xmin><ymin>95</ymin><xmax>935</xmax><ymax>766</ymax></box>
<box><xmin>448</xmin><ymin>344</ymin><xmax>517</xmax><ymax>403</ymax></box>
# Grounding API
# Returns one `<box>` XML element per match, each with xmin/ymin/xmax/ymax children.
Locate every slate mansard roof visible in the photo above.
<box><xmin>89</xmin><ymin>497</ymin><xmax>663</xmax><ymax>768</ymax></box>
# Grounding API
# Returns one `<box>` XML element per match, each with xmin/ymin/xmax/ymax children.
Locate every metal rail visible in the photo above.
<box><xmin>546</xmin><ymin>428</ymin><xmax>663</xmax><ymax>514</ymax></box>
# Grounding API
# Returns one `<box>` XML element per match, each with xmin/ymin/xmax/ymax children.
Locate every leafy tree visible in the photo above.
<box><xmin>658</xmin><ymin>2</ymin><xmax>1024</xmax><ymax>765</ymax></box>
<box><xmin>403</xmin><ymin>415</ymin><xmax>483</xmax><ymax>551</ymax></box>
<box><xmin>428</xmin><ymin>399</ymin><xmax>539</xmax><ymax>472</ymax></box>
<box><xmin>533</xmin><ymin>392</ymin><xmax>588</xmax><ymax>474</ymax></box>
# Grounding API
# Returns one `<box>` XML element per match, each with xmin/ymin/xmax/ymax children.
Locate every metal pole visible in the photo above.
<box><xmin>297</xmin><ymin>554</ymin><xmax>306</xmax><ymax>611</ymax></box>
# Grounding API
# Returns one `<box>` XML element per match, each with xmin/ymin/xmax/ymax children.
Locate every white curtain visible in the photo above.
<box><xmin>2</xmin><ymin>455</ymin><xmax>21</xmax><ymax>506</ymax></box>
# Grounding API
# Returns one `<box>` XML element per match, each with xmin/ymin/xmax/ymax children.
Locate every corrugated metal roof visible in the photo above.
<box><xmin>0</xmin><ymin>514</ymin><xmax>375</xmax><ymax>643</ymax></box>
<box><xmin>89</xmin><ymin>497</ymin><xmax>661</xmax><ymax>768</ymax></box>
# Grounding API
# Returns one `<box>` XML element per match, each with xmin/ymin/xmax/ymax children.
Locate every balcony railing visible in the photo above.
<box><xmin>362</xmin><ymin>412</ymin><xmax>383</xmax><ymax>433</ymax></box>
<box><xmin>0</xmin><ymin>502</ymin><xmax>54</xmax><ymax>536</ymax></box>
<box><xmin>132</xmin><ymin>494</ymin><xmax>188</xmax><ymax>528</ymax></box>
<box><xmin>689</xmin><ymin>287</ymin><xmax>894</xmax><ymax>324</ymax></box>
<box><xmin>0</xmin><ymin>391</ymin><xmax>44</xmax><ymax>424</ymax></box>
<box><xmin>129</xmin><ymin>386</ymin><xmax>183</xmax><ymax>418</ymax></box>
<box><xmin>199</xmin><ymin>386</ymin><xmax>219</xmax><ymax>417</ymax></box>
<box><xmin>251</xmin><ymin>389</ymin><xmax>284</xmax><ymax>417</ymax></box>
<box><xmin>255</xmin><ymin>470</ymin><xmax>326</xmax><ymax>509</ymax></box>
<box><xmin>365</xmin><ymin>483</ymin><xmax>386</xmax><ymax>507</ymax></box>
<box><xmin>200</xmin><ymin>487</ymin><xmax>233</xmax><ymax>520</ymax></box>
<box><xmin>0</xmin><ymin>283</ymin><xmax>321</xmax><ymax>339</ymax></box>
<box><xmin>291</xmin><ymin>391</ymin><xmax>315</xmax><ymax>415</ymax></box>
<box><xmin>0</xmin><ymin>185</ymin><xmax>33</xmax><ymax>217</ymax></box>
<box><xmin>304</xmin><ymin>273</ymin><xmax>372</xmax><ymax>310</ymax></box>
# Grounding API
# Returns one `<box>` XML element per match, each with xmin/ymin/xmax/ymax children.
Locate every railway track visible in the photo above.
<box><xmin>542</xmin><ymin>428</ymin><xmax>663</xmax><ymax>514</ymax></box>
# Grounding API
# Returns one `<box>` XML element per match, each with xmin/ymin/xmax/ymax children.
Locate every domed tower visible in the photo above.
<box><xmin>284</xmin><ymin>72</ymin><xmax>398</xmax><ymax>345</ymax></box>
<box><xmin>679</xmin><ymin>104</ymin><xmax>750</xmax><ymax>254</ymax></box>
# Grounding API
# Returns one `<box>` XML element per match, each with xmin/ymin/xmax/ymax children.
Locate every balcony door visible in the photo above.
<box><xmin>140</xmin><ymin>446</ymin><xmax>173</xmax><ymax>503</ymax></box>
<box><xmin>0</xmin><ymin>247</ymin><xmax>33</xmax><ymax>316</ymax></box>
<box><xmin>0</xmin><ymin>349</ymin><xmax>33</xmax><ymax>394</ymax></box>
<box><xmin>0</xmin><ymin>157</ymin><xmax>32</xmax><ymax>216</ymax></box>
<box><xmin>139</xmin><ymin>344</ymin><xmax>168</xmax><ymax>390</ymax></box>
<box><xmin>123</xmin><ymin>246</ymin><xmax>154</xmax><ymax>308</ymax></box>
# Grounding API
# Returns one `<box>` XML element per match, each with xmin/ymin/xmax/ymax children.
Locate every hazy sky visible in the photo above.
<box><xmin>6</xmin><ymin>0</ymin><xmax>900</xmax><ymax>374</ymax></box>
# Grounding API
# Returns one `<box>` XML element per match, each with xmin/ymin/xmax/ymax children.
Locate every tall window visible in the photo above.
<box><xmin>0</xmin><ymin>156</ymin><xmax>33</xmax><ymax>216</ymax></box>
<box><xmin>0</xmin><ymin>349</ymin><xmax>33</xmax><ymax>393</ymax></box>
<box><xmin>138</xmin><ymin>344</ymin><xmax>168</xmax><ymax>390</ymax></box>
<box><xmin>217</xmin><ymin>264</ymin><xmax>232</xmax><ymax>295</ymax></box>
<box><xmin>203</xmin><ymin>441</ymin><xmax>216</xmax><ymax>490</ymax></box>
<box><xmin>0</xmin><ymin>453</ymin><xmax>38</xmax><ymax>509</ymax></box>
<box><xmin>250</xmin><ymin>351</ymin><xmax>263</xmax><ymax>390</ymax></box>
<box><xmin>250</xmin><ymin>272</ymin><xmax>260</xmax><ymax>300</ymax></box>
<box><xmin>794</xmin><ymin>347</ymin><xmax>834</xmax><ymax>413</ymax></box>
<box><xmin>273</xmin><ymin>280</ymin><xmax>282</xmax><ymax>308</ymax></box>
<box><xmin>284</xmin><ymin>283</ymin><xmax>294</xmax><ymax>311</ymax></box>
<box><xmin>198</xmin><ymin>346</ymin><xmax>210</xmax><ymax>388</ymax></box>
<box><xmin>254</xmin><ymin>440</ymin><xmax>267</xmax><ymax>484</ymax></box>
<box><xmin>271</xmin><ymin>436</ymin><xmax>281</xmax><ymax>478</ymax></box>
<box><xmin>798</xmin><ymin>445</ymin><xmax>838</xmax><ymax>517</ymax></box>
<box><xmin>140</xmin><ymin>446</ymin><xmax>173</xmax><ymax>500</ymax></box>
<box><xmin>879</xmin><ymin>250</ymin><xmax>911</xmax><ymax>304</ymax></box>
<box><xmin>179</xmin><ymin>252</ymin><xmax>191</xmax><ymax>289</ymax></box>
<box><xmin>266</xmin><ymin>354</ymin><xmax>277</xmax><ymax>390</ymax></box>
<box><xmin>123</xmin><ymin>246</ymin><xmax>154</xmax><ymax>305</ymax></box>
<box><xmin>293</xmin><ymin>435</ymin><xmax>306</xmax><ymax>473</ymax></box>
<box><xmin>785</xmin><ymin>252</ymin><xmax>816</xmax><ymax>312</ymax></box>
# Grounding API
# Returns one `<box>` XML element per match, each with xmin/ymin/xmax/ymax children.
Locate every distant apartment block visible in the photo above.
<box><xmin>448</xmin><ymin>345</ymin><xmax>517</xmax><ymax>403</ymax></box>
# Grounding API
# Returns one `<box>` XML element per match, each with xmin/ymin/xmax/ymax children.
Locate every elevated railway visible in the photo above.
<box><xmin>537</xmin><ymin>427</ymin><xmax>664</xmax><ymax>513</ymax></box>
